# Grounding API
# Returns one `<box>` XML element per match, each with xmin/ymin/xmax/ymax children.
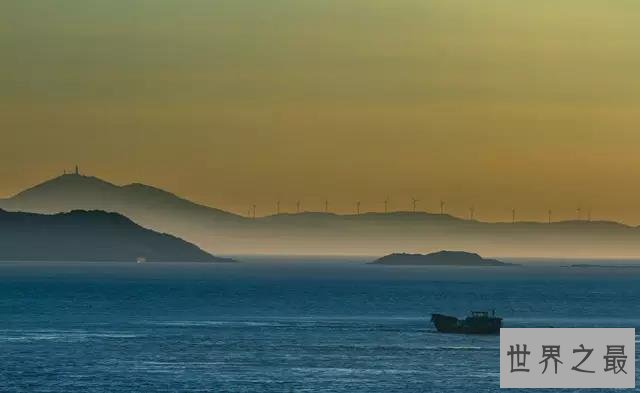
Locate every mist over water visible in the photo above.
<box><xmin>1</xmin><ymin>258</ymin><xmax>639</xmax><ymax>392</ymax></box>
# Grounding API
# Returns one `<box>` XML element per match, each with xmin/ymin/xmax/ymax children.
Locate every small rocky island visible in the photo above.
<box><xmin>570</xmin><ymin>264</ymin><xmax>640</xmax><ymax>269</ymax></box>
<box><xmin>369</xmin><ymin>250</ymin><xmax>514</xmax><ymax>266</ymax></box>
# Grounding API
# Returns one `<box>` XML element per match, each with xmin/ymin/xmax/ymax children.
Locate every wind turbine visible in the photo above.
<box><xmin>576</xmin><ymin>207</ymin><xmax>582</xmax><ymax>221</ymax></box>
<box><xmin>411</xmin><ymin>198</ymin><xmax>419</xmax><ymax>212</ymax></box>
<box><xmin>252</xmin><ymin>204</ymin><xmax>256</xmax><ymax>219</ymax></box>
<box><xmin>587</xmin><ymin>207</ymin><xmax>592</xmax><ymax>222</ymax></box>
<box><xmin>296</xmin><ymin>200</ymin><xmax>301</xmax><ymax>214</ymax></box>
<box><xmin>440</xmin><ymin>200</ymin><xmax>446</xmax><ymax>215</ymax></box>
<box><xmin>356</xmin><ymin>201</ymin><xmax>361</xmax><ymax>215</ymax></box>
<box><xmin>324</xmin><ymin>199</ymin><xmax>329</xmax><ymax>213</ymax></box>
<box><xmin>512</xmin><ymin>208</ymin><xmax>516</xmax><ymax>224</ymax></box>
<box><xmin>276</xmin><ymin>200</ymin><xmax>280</xmax><ymax>215</ymax></box>
<box><xmin>469</xmin><ymin>206</ymin><xmax>475</xmax><ymax>220</ymax></box>
<box><xmin>383</xmin><ymin>197</ymin><xmax>389</xmax><ymax>213</ymax></box>
<box><xmin>548</xmin><ymin>209</ymin><xmax>552</xmax><ymax>224</ymax></box>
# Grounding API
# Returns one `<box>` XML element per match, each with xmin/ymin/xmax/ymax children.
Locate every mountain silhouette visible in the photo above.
<box><xmin>2</xmin><ymin>173</ymin><xmax>640</xmax><ymax>258</ymax></box>
<box><xmin>0</xmin><ymin>208</ymin><xmax>233</xmax><ymax>262</ymax></box>
<box><xmin>1</xmin><ymin>173</ymin><xmax>242</xmax><ymax>222</ymax></box>
<box><xmin>369</xmin><ymin>251</ymin><xmax>514</xmax><ymax>266</ymax></box>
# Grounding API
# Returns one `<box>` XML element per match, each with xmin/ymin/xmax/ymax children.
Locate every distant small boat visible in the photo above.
<box><xmin>136</xmin><ymin>256</ymin><xmax>146</xmax><ymax>263</ymax></box>
<box><xmin>431</xmin><ymin>311</ymin><xmax>502</xmax><ymax>334</ymax></box>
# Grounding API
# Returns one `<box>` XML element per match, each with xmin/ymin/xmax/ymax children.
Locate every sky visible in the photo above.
<box><xmin>1</xmin><ymin>1</ymin><xmax>640</xmax><ymax>223</ymax></box>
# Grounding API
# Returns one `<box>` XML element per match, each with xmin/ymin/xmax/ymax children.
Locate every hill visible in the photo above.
<box><xmin>0</xmin><ymin>173</ymin><xmax>243</xmax><ymax>223</ymax></box>
<box><xmin>0</xmin><ymin>209</ymin><xmax>233</xmax><ymax>262</ymax></box>
<box><xmin>369</xmin><ymin>251</ymin><xmax>513</xmax><ymax>266</ymax></box>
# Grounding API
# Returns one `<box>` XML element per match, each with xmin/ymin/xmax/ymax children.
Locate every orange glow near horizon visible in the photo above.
<box><xmin>2</xmin><ymin>1</ymin><xmax>640</xmax><ymax>223</ymax></box>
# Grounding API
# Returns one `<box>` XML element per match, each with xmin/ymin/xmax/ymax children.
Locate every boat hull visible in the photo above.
<box><xmin>431</xmin><ymin>313</ymin><xmax>501</xmax><ymax>335</ymax></box>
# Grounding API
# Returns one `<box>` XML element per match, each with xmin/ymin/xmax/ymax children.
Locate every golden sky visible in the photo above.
<box><xmin>1</xmin><ymin>1</ymin><xmax>640</xmax><ymax>222</ymax></box>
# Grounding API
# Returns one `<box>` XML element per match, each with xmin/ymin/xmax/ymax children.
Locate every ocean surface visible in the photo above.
<box><xmin>1</xmin><ymin>257</ymin><xmax>640</xmax><ymax>392</ymax></box>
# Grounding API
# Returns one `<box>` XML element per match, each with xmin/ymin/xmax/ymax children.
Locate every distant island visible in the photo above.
<box><xmin>570</xmin><ymin>264</ymin><xmax>640</xmax><ymax>269</ymax></box>
<box><xmin>369</xmin><ymin>251</ymin><xmax>514</xmax><ymax>266</ymax></box>
<box><xmin>0</xmin><ymin>209</ymin><xmax>234</xmax><ymax>263</ymax></box>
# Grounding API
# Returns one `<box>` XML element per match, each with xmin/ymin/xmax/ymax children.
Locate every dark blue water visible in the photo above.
<box><xmin>1</xmin><ymin>258</ymin><xmax>639</xmax><ymax>392</ymax></box>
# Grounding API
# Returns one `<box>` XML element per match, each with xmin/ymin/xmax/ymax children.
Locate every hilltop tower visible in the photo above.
<box><xmin>75</xmin><ymin>165</ymin><xmax>79</xmax><ymax>175</ymax></box>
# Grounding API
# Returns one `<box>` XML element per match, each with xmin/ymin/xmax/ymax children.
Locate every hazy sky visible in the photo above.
<box><xmin>2</xmin><ymin>1</ymin><xmax>640</xmax><ymax>222</ymax></box>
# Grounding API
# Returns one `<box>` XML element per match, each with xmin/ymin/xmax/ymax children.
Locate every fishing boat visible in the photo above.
<box><xmin>431</xmin><ymin>310</ymin><xmax>502</xmax><ymax>334</ymax></box>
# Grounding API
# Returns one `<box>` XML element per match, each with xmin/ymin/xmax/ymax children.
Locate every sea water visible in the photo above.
<box><xmin>0</xmin><ymin>258</ymin><xmax>639</xmax><ymax>392</ymax></box>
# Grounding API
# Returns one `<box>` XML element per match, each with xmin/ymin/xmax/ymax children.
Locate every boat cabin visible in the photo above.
<box><xmin>470</xmin><ymin>310</ymin><xmax>497</xmax><ymax>318</ymax></box>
